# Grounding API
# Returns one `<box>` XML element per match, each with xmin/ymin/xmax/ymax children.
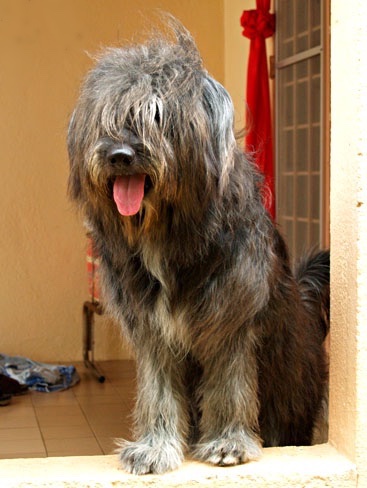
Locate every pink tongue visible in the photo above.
<box><xmin>113</xmin><ymin>174</ymin><xmax>146</xmax><ymax>216</ymax></box>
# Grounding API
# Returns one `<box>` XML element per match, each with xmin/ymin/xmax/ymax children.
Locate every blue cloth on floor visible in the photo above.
<box><xmin>0</xmin><ymin>354</ymin><xmax>80</xmax><ymax>392</ymax></box>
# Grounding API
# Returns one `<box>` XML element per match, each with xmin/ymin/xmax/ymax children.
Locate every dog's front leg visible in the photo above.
<box><xmin>117</xmin><ymin>344</ymin><xmax>188</xmax><ymax>475</ymax></box>
<box><xmin>194</xmin><ymin>335</ymin><xmax>262</xmax><ymax>466</ymax></box>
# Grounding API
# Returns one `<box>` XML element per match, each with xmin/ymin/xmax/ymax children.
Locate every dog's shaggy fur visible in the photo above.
<box><xmin>67</xmin><ymin>19</ymin><xmax>329</xmax><ymax>475</ymax></box>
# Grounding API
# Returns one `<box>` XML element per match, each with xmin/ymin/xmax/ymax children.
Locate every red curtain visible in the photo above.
<box><xmin>241</xmin><ymin>0</ymin><xmax>276</xmax><ymax>218</ymax></box>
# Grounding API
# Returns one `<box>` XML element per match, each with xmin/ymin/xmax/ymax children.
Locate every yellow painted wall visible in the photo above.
<box><xmin>0</xmin><ymin>0</ymin><xmax>224</xmax><ymax>362</ymax></box>
<box><xmin>224</xmin><ymin>0</ymin><xmax>248</xmax><ymax>132</ymax></box>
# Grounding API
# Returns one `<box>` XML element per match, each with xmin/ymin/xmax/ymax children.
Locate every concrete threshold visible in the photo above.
<box><xmin>0</xmin><ymin>444</ymin><xmax>357</xmax><ymax>488</ymax></box>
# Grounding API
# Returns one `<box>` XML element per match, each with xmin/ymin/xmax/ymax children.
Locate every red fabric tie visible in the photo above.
<box><xmin>241</xmin><ymin>0</ymin><xmax>275</xmax><ymax>219</ymax></box>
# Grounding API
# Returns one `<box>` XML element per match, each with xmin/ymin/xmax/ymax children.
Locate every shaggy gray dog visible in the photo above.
<box><xmin>67</xmin><ymin>20</ymin><xmax>329</xmax><ymax>475</ymax></box>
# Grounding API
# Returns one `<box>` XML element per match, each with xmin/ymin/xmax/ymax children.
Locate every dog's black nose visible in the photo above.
<box><xmin>107</xmin><ymin>145</ymin><xmax>135</xmax><ymax>166</ymax></box>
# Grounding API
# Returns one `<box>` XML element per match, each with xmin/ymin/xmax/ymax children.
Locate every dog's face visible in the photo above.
<box><xmin>67</xmin><ymin>23</ymin><xmax>236</xmax><ymax>228</ymax></box>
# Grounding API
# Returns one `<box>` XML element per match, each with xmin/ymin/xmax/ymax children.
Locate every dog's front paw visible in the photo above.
<box><xmin>194</xmin><ymin>432</ymin><xmax>262</xmax><ymax>467</ymax></box>
<box><xmin>116</xmin><ymin>438</ymin><xmax>184</xmax><ymax>475</ymax></box>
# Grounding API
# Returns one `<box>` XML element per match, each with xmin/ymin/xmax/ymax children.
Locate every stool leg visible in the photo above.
<box><xmin>82</xmin><ymin>302</ymin><xmax>106</xmax><ymax>383</ymax></box>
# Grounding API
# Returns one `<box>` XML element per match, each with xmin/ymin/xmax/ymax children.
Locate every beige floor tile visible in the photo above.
<box><xmin>0</xmin><ymin>452</ymin><xmax>46</xmax><ymax>459</ymax></box>
<box><xmin>0</xmin><ymin>427</ymin><xmax>42</xmax><ymax>441</ymax></box>
<box><xmin>0</xmin><ymin>414</ymin><xmax>38</xmax><ymax>429</ymax></box>
<box><xmin>36</xmin><ymin>413</ymin><xmax>90</xmax><ymax>428</ymax></box>
<box><xmin>45</xmin><ymin>436</ymin><xmax>103</xmax><ymax>456</ymax></box>
<box><xmin>100</xmin><ymin>371</ymin><xmax>135</xmax><ymax>381</ymax></box>
<box><xmin>99</xmin><ymin>378</ymin><xmax>135</xmax><ymax>387</ymax></box>
<box><xmin>72</xmin><ymin>379</ymin><xmax>117</xmax><ymax>397</ymax></box>
<box><xmin>91</xmin><ymin>421</ymin><xmax>132</xmax><ymax>439</ymax></box>
<box><xmin>34</xmin><ymin>404</ymin><xmax>89</xmax><ymax>428</ymax></box>
<box><xmin>35</xmin><ymin>404</ymin><xmax>83</xmax><ymax>417</ymax></box>
<box><xmin>31</xmin><ymin>390</ymin><xmax>78</xmax><ymax>407</ymax></box>
<box><xmin>0</xmin><ymin>360</ymin><xmax>137</xmax><ymax>459</ymax></box>
<box><xmin>10</xmin><ymin>394</ymin><xmax>33</xmax><ymax>406</ymax></box>
<box><xmin>80</xmin><ymin>404</ymin><xmax>129</xmax><ymax>426</ymax></box>
<box><xmin>76</xmin><ymin>393</ymin><xmax>124</xmax><ymax>406</ymax></box>
<box><xmin>110</xmin><ymin>384</ymin><xmax>136</xmax><ymax>400</ymax></box>
<box><xmin>40</xmin><ymin>424</ymin><xmax>94</xmax><ymax>440</ymax></box>
<box><xmin>96</xmin><ymin>436</ymin><xmax>117</xmax><ymax>454</ymax></box>
<box><xmin>113</xmin><ymin>388</ymin><xmax>136</xmax><ymax>404</ymax></box>
<box><xmin>79</xmin><ymin>402</ymin><xmax>126</xmax><ymax>414</ymax></box>
<box><xmin>0</xmin><ymin>404</ymin><xmax>35</xmax><ymax>419</ymax></box>
<box><xmin>0</xmin><ymin>438</ymin><xmax>46</xmax><ymax>455</ymax></box>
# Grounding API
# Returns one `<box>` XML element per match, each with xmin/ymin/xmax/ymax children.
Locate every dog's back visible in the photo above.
<box><xmin>256</xmin><ymin>236</ymin><xmax>329</xmax><ymax>447</ymax></box>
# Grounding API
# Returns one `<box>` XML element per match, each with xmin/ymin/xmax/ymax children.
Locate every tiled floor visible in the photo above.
<box><xmin>0</xmin><ymin>360</ymin><xmax>136</xmax><ymax>459</ymax></box>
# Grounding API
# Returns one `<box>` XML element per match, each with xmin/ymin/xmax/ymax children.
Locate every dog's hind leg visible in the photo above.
<box><xmin>116</xmin><ymin>344</ymin><xmax>189</xmax><ymax>474</ymax></box>
<box><xmin>194</xmin><ymin>331</ymin><xmax>262</xmax><ymax>466</ymax></box>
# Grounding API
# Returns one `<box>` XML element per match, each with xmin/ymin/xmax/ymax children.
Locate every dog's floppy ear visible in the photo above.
<box><xmin>67</xmin><ymin>110</ymin><xmax>83</xmax><ymax>201</ymax></box>
<box><xmin>202</xmin><ymin>76</ymin><xmax>235</xmax><ymax>155</ymax></box>
<box><xmin>202</xmin><ymin>75</ymin><xmax>236</xmax><ymax>187</ymax></box>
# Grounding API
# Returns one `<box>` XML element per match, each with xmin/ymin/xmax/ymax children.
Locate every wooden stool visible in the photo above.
<box><xmin>82</xmin><ymin>300</ymin><xmax>105</xmax><ymax>383</ymax></box>
<box><xmin>83</xmin><ymin>235</ymin><xmax>105</xmax><ymax>382</ymax></box>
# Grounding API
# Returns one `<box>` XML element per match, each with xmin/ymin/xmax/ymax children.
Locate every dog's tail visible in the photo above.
<box><xmin>294</xmin><ymin>249</ymin><xmax>330</xmax><ymax>340</ymax></box>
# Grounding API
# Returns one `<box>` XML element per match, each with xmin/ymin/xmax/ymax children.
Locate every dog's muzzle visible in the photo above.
<box><xmin>105</xmin><ymin>143</ymin><xmax>152</xmax><ymax>217</ymax></box>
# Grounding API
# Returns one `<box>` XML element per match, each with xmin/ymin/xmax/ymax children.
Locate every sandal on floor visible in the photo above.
<box><xmin>0</xmin><ymin>392</ymin><xmax>12</xmax><ymax>406</ymax></box>
<box><xmin>0</xmin><ymin>374</ymin><xmax>28</xmax><ymax>395</ymax></box>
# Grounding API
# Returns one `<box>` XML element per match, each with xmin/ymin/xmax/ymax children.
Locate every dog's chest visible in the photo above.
<box><xmin>141</xmin><ymin>245</ymin><xmax>191</xmax><ymax>351</ymax></box>
<box><xmin>141</xmin><ymin>245</ymin><xmax>169</xmax><ymax>294</ymax></box>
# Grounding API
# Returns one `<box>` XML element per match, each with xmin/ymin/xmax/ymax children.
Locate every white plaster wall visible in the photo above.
<box><xmin>329</xmin><ymin>2</ymin><xmax>367</xmax><ymax>485</ymax></box>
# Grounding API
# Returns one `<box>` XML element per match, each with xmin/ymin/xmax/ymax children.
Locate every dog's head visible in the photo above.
<box><xmin>67</xmin><ymin>19</ymin><xmax>236</xmax><ymax>229</ymax></box>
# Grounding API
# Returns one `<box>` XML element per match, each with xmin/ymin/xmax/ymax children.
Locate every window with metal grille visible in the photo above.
<box><xmin>275</xmin><ymin>0</ymin><xmax>329</xmax><ymax>259</ymax></box>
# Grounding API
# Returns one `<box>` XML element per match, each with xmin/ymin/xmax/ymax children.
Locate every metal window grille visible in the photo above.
<box><xmin>275</xmin><ymin>0</ymin><xmax>325</xmax><ymax>258</ymax></box>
